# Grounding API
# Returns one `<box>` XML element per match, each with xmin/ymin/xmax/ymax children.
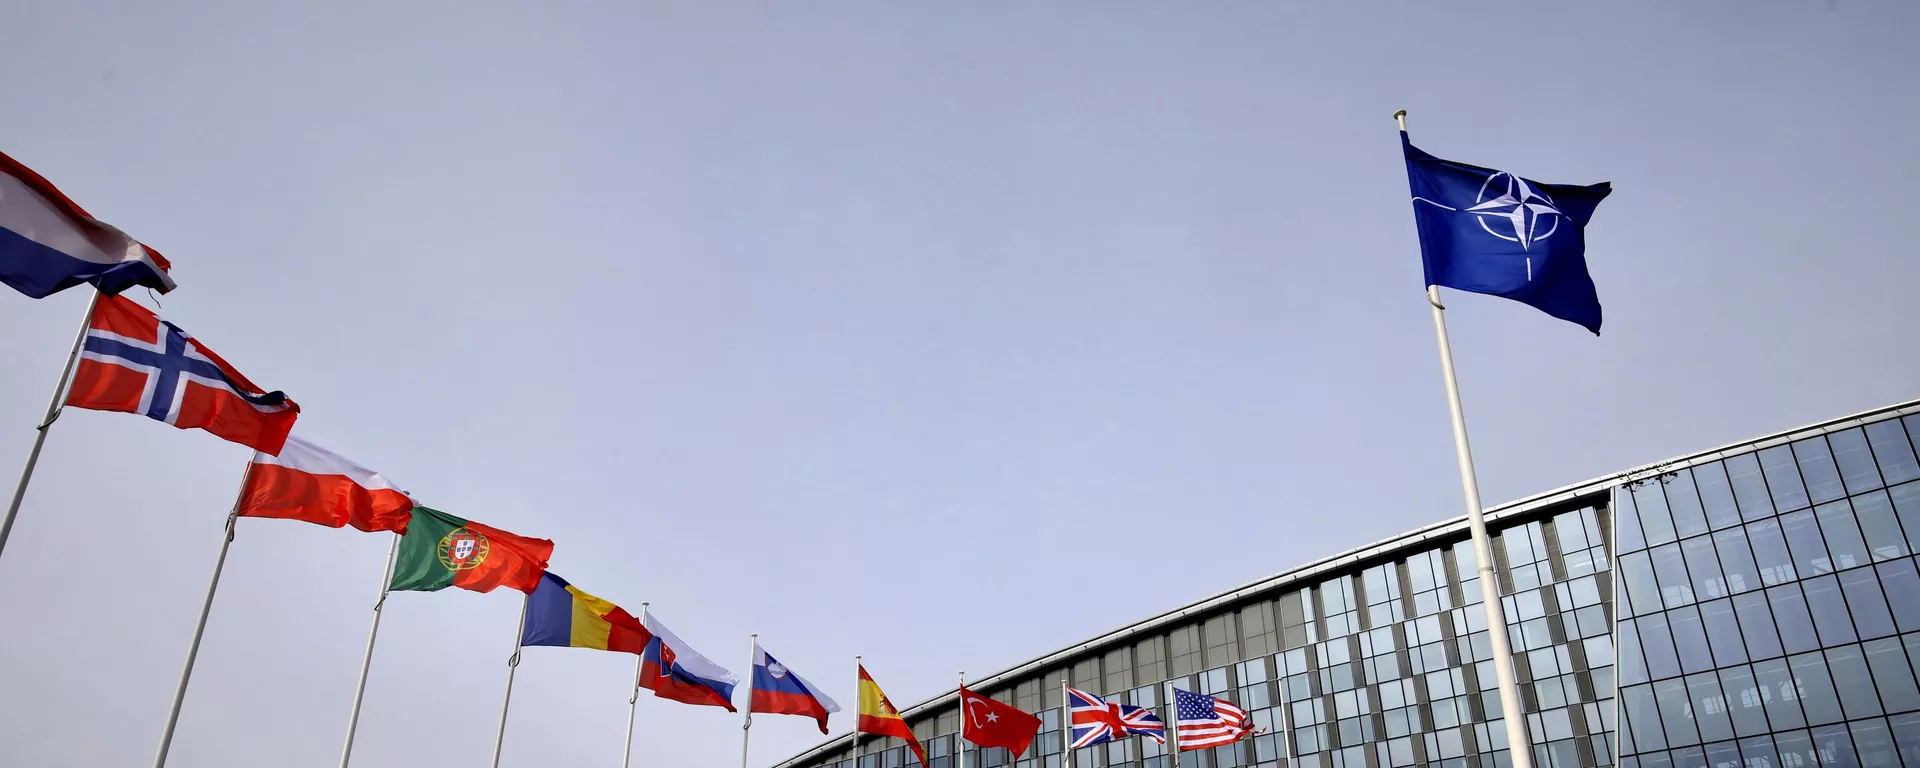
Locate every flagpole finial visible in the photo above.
<box><xmin>1394</xmin><ymin>110</ymin><xmax>1408</xmax><ymax>131</ymax></box>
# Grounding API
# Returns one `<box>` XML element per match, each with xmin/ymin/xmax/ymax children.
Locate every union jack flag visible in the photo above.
<box><xmin>1067</xmin><ymin>686</ymin><xmax>1164</xmax><ymax>748</ymax></box>
<box><xmin>1172</xmin><ymin>688</ymin><xmax>1261</xmax><ymax>751</ymax></box>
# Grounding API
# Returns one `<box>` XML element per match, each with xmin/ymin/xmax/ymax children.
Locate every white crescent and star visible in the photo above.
<box><xmin>963</xmin><ymin>695</ymin><xmax>1001</xmax><ymax>728</ymax></box>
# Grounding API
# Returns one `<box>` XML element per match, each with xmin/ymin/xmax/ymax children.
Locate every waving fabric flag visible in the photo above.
<box><xmin>639</xmin><ymin>611</ymin><xmax>739</xmax><ymax>711</ymax></box>
<box><xmin>1172</xmin><ymin>688</ymin><xmax>1259</xmax><ymax>751</ymax></box>
<box><xmin>1402</xmin><ymin>131</ymin><xmax>1610</xmax><ymax>334</ymax></box>
<box><xmin>65</xmin><ymin>294</ymin><xmax>298</xmax><ymax>454</ymax></box>
<box><xmin>387</xmin><ymin>506</ymin><xmax>552</xmax><ymax>594</ymax></box>
<box><xmin>749</xmin><ymin>642</ymin><xmax>840</xmax><ymax>734</ymax></box>
<box><xmin>0</xmin><ymin>150</ymin><xmax>175</xmax><ymax>298</ymax></box>
<box><xmin>521</xmin><ymin>573</ymin><xmax>648</xmax><ymax>653</ymax></box>
<box><xmin>960</xmin><ymin>686</ymin><xmax>1041</xmax><ymax>756</ymax></box>
<box><xmin>858</xmin><ymin>664</ymin><xmax>928</xmax><ymax>767</ymax></box>
<box><xmin>1068</xmin><ymin>686</ymin><xmax>1165</xmax><ymax>748</ymax></box>
<box><xmin>235</xmin><ymin>435</ymin><xmax>413</xmax><ymax>532</ymax></box>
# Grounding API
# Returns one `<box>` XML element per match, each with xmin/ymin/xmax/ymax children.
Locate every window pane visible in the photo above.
<box><xmin>1847</xmin><ymin>718</ymin><xmax>1899</xmax><ymax>768</ymax></box>
<box><xmin>1759</xmin><ymin>446</ymin><xmax>1810</xmax><ymax>512</ymax></box>
<box><xmin>1838</xmin><ymin>568</ymin><xmax>1896</xmax><ymax>640</ymax></box>
<box><xmin>1667</xmin><ymin>607</ymin><xmax>1715</xmax><ymax>675</ymax></box>
<box><xmin>1616</xmin><ymin>484</ymin><xmax>1648</xmax><ymax>554</ymax></box>
<box><xmin>1890</xmin><ymin>713</ymin><xmax>1920</xmax><ymax>768</ymax></box>
<box><xmin>1788</xmin><ymin>651</ymin><xmax>1845</xmax><ymax>725</ymax></box>
<box><xmin>1622</xmin><ymin>684</ymin><xmax>1667</xmax><ymax>753</ymax></box>
<box><xmin>1619</xmin><ymin>551</ymin><xmax>1664</xmax><ymax>617</ymax></box>
<box><xmin>1634</xmin><ymin>482</ymin><xmax>1679</xmax><ymax>548</ymax></box>
<box><xmin>1782</xmin><ymin>510</ymin><xmax>1836</xmax><ymax>576</ymax></box>
<box><xmin>1685</xmin><ymin>673</ymin><xmax>1734</xmax><ymax>744</ymax></box>
<box><xmin>1682</xmin><ymin>536</ymin><xmax>1727</xmax><ymax>600</ymax></box>
<box><xmin>1876</xmin><ymin>558</ymin><xmax>1920</xmax><ymax>632</ymax></box>
<box><xmin>1745</xmin><ymin>519</ymin><xmax>1798</xmax><ymax>586</ymax></box>
<box><xmin>1862</xmin><ymin>636</ymin><xmax>1920</xmax><ymax>714</ymax></box>
<box><xmin>1814</xmin><ymin>500</ymin><xmax>1872</xmax><ymax>572</ymax></box>
<box><xmin>1719</xmin><ymin>666</ymin><xmax>1771</xmax><ymax>737</ymax></box>
<box><xmin>1654</xmin><ymin>678</ymin><xmax>1701</xmax><ymax>747</ymax></box>
<box><xmin>1830</xmin><ymin>428</ymin><xmax>1884</xmax><ymax>495</ymax></box>
<box><xmin>1618</xmin><ymin>618</ymin><xmax>1651</xmax><ymax>686</ymax></box>
<box><xmin>1731</xmin><ymin>592</ymin><xmax>1784</xmax><ymax>661</ymax></box>
<box><xmin>1638</xmin><ymin>613</ymin><xmax>1683</xmax><ymax>681</ymax></box>
<box><xmin>1765</xmin><ymin>583</ymin><xmax>1821</xmax><ymax>654</ymax></box>
<box><xmin>1693</xmin><ymin>462</ymin><xmax>1742</xmax><ymax>531</ymax></box>
<box><xmin>1866</xmin><ymin>419</ymin><xmax>1920</xmax><ymax>485</ymax></box>
<box><xmin>1824</xmin><ymin>644</ymin><xmax>1885</xmax><ymax>720</ymax></box>
<box><xmin>1807</xmin><ymin>724</ymin><xmax>1859</xmax><ymax>768</ymax></box>
<box><xmin>1651</xmin><ymin>543</ymin><xmax>1696</xmax><ymax>609</ymax></box>
<box><xmin>1751</xmin><ymin>659</ymin><xmax>1806</xmax><ymax>729</ymax></box>
<box><xmin>1666</xmin><ymin>471</ymin><xmax>1711</xmax><ymax>539</ymax></box>
<box><xmin>1709</xmin><ymin>528</ymin><xmax>1761</xmax><ymax>594</ymax></box>
<box><xmin>1801</xmin><ymin>575</ymin><xmax>1859</xmax><ymax>647</ymax></box>
<box><xmin>1848</xmin><ymin>491</ymin><xmax>1910</xmax><ymax>562</ymax></box>
<box><xmin>1793</xmin><ymin>437</ymin><xmax>1846</xmax><ymax>504</ymax></box>
<box><xmin>1726</xmin><ymin>453</ymin><xmax>1774</xmax><ymax>521</ymax></box>
<box><xmin>1697</xmin><ymin>599</ymin><xmax>1748</xmax><ymax>667</ymax></box>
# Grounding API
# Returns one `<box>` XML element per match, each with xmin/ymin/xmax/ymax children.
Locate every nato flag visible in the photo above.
<box><xmin>1402</xmin><ymin>131</ymin><xmax>1610</xmax><ymax>334</ymax></box>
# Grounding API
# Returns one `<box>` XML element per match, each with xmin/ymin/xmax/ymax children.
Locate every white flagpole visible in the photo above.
<box><xmin>1164</xmin><ymin>682</ymin><xmax>1180</xmax><ymax>768</ymax></box>
<box><xmin>1060</xmin><ymin>681</ymin><xmax>1072</xmax><ymax>768</ymax></box>
<box><xmin>956</xmin><ymin>672</ymin><xmax>966</xmax><ymax>768</ymax></box>
<box><xmin>152</xmin><ymin>461</ymin><xmax>254</xmax><ymax>768</ymax></box>
<box><xmin>851</xmin><ymin>656</ymin><xmax>863</xmax><ymax>768</ymax></box>
<box><xmin>489</xmin><ymin>593</ymin><xmax>531</xmax><ymax>768</ymax></box>
<box><xmin>620</xmin><ymin>601</ymin><xmax>648</xmax><ymax>768</ymax></box>
<box><xmin>0</xmin><ymin>289</ymin><xmax>99</xmax><ymax>563</ymax></box>
<box><xmin>337</xmin><ymin>532</ymin><xmax>402</xmax><ymax>768</ymax></box>
<box><xmin>1398</xmin><ymin>108</ymin><xmax>1535</xmax><ymax>768</ymax></box>
<box><xmin>740</xmin><ymin>634</ymin><xmax>758</xmax><ymax>768</ymax></box>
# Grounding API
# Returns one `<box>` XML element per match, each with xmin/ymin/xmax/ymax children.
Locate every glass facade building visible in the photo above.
<box><xmin>774</xmin><ymin>401</ymin><xmax>1920</xmax><ymax>768</ymax></box>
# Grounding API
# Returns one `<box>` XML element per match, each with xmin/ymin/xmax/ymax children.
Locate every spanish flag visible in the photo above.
<box><xmin>520</xmin><ymin>573</ymin><xmax>648</xmax><ymax>653</ymax></box>
<box><xmin>858</xmin><ymin>664</ymin><xmax>927</xmax><ymax>768</ymax></box>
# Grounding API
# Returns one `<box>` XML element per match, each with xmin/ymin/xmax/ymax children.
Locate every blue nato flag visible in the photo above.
<box><xmin>1401</xmin><ymin>131</ymin><xmax>1611</xmax><ymax>334</ymax></box>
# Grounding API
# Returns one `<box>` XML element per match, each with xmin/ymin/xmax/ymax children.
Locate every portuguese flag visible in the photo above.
<box><xmin>388</xmin><ymin>506</ymin><xmax>554</xmax><ymax>594</ymax></box>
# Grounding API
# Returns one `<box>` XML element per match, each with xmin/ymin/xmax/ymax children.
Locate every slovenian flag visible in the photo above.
<box><xmin>1</xmin><ymin>150</ymin><xmax>175</xmax><ymax>299</ymax></box>
<box><xmin>749</xmin><ymin>642</ymin><xmax>841</xmax><ymax>734</ymax></box>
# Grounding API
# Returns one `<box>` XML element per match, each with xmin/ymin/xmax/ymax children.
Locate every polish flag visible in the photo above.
<box><xmin>236</xmin><ymin>435</ymin><xmax>414</xmax><ymax>533</ymax></box>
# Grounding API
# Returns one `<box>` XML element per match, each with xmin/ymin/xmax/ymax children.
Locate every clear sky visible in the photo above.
<box><xmin>2</xmin><ymin>2</ymin><xmax>1916</xmax><ymax>766</ymax></box>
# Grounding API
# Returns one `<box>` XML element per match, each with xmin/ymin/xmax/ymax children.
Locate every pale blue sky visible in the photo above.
<box><xmin>2</xmin><ymin>2</ymin><xmax>1916</xmax><ymax>766</ymax></box>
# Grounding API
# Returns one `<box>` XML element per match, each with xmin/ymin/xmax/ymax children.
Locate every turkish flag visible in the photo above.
<box><xmin>960</xmin><ymin>686</ymin><xmax>1042</xmax><ymax>757</ymax></box>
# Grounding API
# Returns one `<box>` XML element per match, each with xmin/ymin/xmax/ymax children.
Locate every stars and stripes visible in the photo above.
<box><xmin>1172</xmin><ymin>688</ymin><xmax>1260</xmax><ymax>751</ymax></box>
<box><xmin>1067</xmin><ymin>686</ymin><xmax>1165</xmax><ymax>748</ymax></box>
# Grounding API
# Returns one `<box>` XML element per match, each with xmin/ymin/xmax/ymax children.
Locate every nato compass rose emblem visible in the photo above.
<box><xmin>437</xmin><ymin>528</ymin><xmax>491</xmax><ymax>571</ymax></box>
<box><xmin>1466</xmin><ymin>171</ymin><xmax>1562</xmax><ymax>280</ymax></box>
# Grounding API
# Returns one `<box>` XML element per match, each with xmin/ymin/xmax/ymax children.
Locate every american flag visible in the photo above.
<box><xmin>1067</xmin><ymin>686</ymin><xmax>1165</xmax><ymax>748</ymax></box>
<box><xmin>1172</xmin><ymin>688</ymin><xmax>1259</xmax><ymax>751</ymax></box>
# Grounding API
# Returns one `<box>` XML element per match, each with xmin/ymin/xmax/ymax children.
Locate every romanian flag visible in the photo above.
<box><xmin>387</xmin><ymin>507</ymin><xmax>553</xmax><ymax>594</ymax></box>
<box><xmin>858</xmin><ymin>664</ymin><xmax>927</xmax><ymax>768</ymax></box>
<box><xmin>521</xmin><ymin>573</ymin><xmax>648</xmax><ymax>653</ymax></box>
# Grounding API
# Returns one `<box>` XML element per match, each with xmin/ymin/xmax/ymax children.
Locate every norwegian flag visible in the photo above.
<box><xmin>64</xmin><ymin>294</ymin><xmax>298</xmax><ymax>454</ymax></box>
<box><xmin>1067</xmin><ymin>686</ymin><xmax>1165</xmax><ymax>748</ymax></box>
<box><xmin>1172</xmin><ymin>688</ymin><xmax>1261</xmax><ymax>751</ymax></box>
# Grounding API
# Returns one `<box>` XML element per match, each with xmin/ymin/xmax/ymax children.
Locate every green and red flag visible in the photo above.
<box><xmin>388</xmin><ymin>506</ymin><xmax>553</xmax><ymax>594</ymax></box>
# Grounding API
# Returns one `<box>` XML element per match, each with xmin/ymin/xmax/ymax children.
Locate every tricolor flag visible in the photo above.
<box><xmin>387</xmin><ymin>507</ymin><xmax>552</xmax><ymax>594</ymax></box>
<box><xmin>639</xmin><ymin>611</ymin><xmax>739</xmax><ymax>711</ymax></box>
<box><xmin>858</xmin><ymin>664</ymin><xmax>928</xmax><ymax>768</ymax></box>
<box><xmin>65</xmin><ymin>294</ymin><xmax>298</xmax><ymax>455</ymax></box>
<box><xmin>0</xmin><ymin>150</ymin><xmax>175</xmax><ymax>298</ymax></box>
<box><xmin>521</xmin><ymin>573</ymin><xmax>648</xmax><ymax>653</ymax></box>
<box><xmin>235</xmin><ymin>435</ymin><xmax>413</xmax><ymax>533</ymax></box>
<box><xmin>749</xmin><ymin>642</ymin><xmax>840</xmax><ymax>734</ymax></box>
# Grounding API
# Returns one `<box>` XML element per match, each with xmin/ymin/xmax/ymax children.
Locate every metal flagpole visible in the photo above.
<box><xmin>0</xmin><ymin>289</ymin><xmax>100</xmax><ymax>563</ymax></box>
<box><xmin>1060</xmin><ymin>681</ymin><xmax>1072</xmax><ymax>768</ymax></box>
<box><xmin>1163</xmin><ymin>682</ymin><xmax>1180</xmax><ymax>768</ymax></box>
<box><xmin>337</xmin><ymin>532</ymin><xmax>402</xmax><ymax>768</ymax></box>
<box><xmin>151</xmin><ymin>501</ymin><xmax>247</xmax><ymax>767</ymax></box>
<box><xmin>740</xmin><ymin>633</ymin><xmax>758</xmax><ymax>768</ymax></box>
<box><xmin>620</xmin><ymin>602</ymin><xmax>648</xmax><ymax>768</ymax></box>
<box><xmin>956</xmin><ymin>672</ymin><xmax>966</xmax><ymax>768</ymax></box>
<box><xmin>1398</xmin><ymin>108</ymin><xmax>1535</xmax><ymax>768</ymax></box>
<box><xmin>851</xmin><ymin>656</ymin><xmax>864</xmax><ymax>768</ymax></box>
<box><xmin>489</xmin><ymin>594</ymin><xmax>531</xmax><ymax>768</ymax></box>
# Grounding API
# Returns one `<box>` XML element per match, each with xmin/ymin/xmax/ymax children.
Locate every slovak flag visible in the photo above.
<box><xmin>749</xmin><ymin>642</ymin><xmax>841</xmax><ymax>734</ymax></box>
<box><xmin>638</xmin><ymin>611</ymin><xmax>740</xmax><ymax>712</ymax></box>
<box><xmin>0</xmin><ymin>150</ymin><xmax>175</xmax><ymax>298</ymax></box>
<box><xmin>64</xmin><ymin>294</ymin><xmax>298</xmax><ymax>455</ymax></box>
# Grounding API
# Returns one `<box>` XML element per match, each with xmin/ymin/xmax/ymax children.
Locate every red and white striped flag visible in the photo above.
<box><xmin>1173</xmin><ymin>687</ymin><xmax>1260</xmax><ymax>751</ymax></box>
